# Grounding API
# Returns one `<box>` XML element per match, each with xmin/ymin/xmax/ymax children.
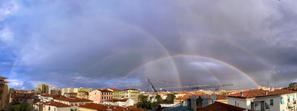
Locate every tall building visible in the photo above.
<box><xmin>0</xmin><ymin>76</ymin><xmax>9</xmax><ymax>110</ymax></box>
<box><xmin>61</xmin><ymin>88</ymin><xmax>89</xmax><ymax>95</ymax></box>
<box><xmin>36</xmin><ymin>84</ymin><xmax>50</xmax><ymax>94</ymax></box>
<box><xmin>113</xmin><ymin>89</ymin><xmax>140</xmax><ymax>102</ymax></box>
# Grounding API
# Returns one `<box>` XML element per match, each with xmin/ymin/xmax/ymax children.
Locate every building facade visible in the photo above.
<box><xmin>113</xmin><ymin>89</ymin><xmax>140</xmax><ymax>102</ymax></box>
<box><xmin>89</xmin><ymin>89</ymin><xmax>113</xmax><ymax>103</ymax></box>
<box><xmin>36</xmin><ymin>84</ymin><xmax>50</xmax><ymax>94</ymax></box>
<box><xmin>228</xmin><ymin>89</ymin><xmax>297</xmax><ymax>111</ymax></box>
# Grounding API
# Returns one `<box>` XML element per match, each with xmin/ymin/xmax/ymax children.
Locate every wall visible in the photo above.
<box><xmin>78</xmin><ymin>107</ymin><xmax>97</xmax><ymax>111</ymax></box>
<box><xmin>89</xmin><ymin>90</ymin><xmax>102</xmax><ymax>103</ymax></box>
<box><xmin>227</xmin><ymin>97</ymin><xmax>253</xmax><ymax>109</ymax></box>
<box><xmin>43</xmin><ymin>105</ymin><xmax>74</xmax><ymax>111</ymax></box>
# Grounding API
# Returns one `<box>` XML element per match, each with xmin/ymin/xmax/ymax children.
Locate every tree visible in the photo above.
<box><xmin>288</xmin><ymin>82</ymin><xmax>297</xmax><ymax>90</ymax></box>
<box><xmin>138</xmin><ymin>94</ymin><xmax>148</xmax><ymax>102</ymax></box>
<box><xmin>196</xmin><ymin>96</ymin><xmax>203</xmax><ymax>108</ymax></box>
<box><xmin>137</xmin><ymin>94</ymin><xmax>150</xmax><ymax>109</ymax></box>
<box><xmin>137</xmin><ymin>94</ymin><xmax>162</xmax><ymax>110</ymax></box>
<box><xmin>155</xmin><ymin>95</ymin><xmax>163</xmax><ymax>104</ymax></box>
<box><xmin>164</xmin><ymin>93</ymin><xmax>176</xmax><ymax>104</ymax></box>
<box><xmin>8</xmin><ymin>103</ymin><xmax>33</xmax><ymax>111</ymax></box>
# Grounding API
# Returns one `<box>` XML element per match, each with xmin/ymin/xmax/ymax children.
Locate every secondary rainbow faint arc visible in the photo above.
<box><xmin>79</xmin><ymin>18</ymin><xmax>183</xmax><ymax>87</ymax></box>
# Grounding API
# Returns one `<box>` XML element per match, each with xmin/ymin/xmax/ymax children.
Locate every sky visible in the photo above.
<box><xmin>1</xmin><ymin>0</ymin><xmax>297</xmax><ymax>90</ymax></box>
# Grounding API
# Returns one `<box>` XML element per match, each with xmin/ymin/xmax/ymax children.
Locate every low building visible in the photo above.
<box><xmin>50</xmin><ymin>89</ymin><xmax>61</xmax><ymax>95</ymax></box>
<box><xmin>53</xmin><ymin>96</ymin><xmax>93</xmax><ymax>106</ymax></box>
<box><xmin>64</xmin><ymin>92</ymin><xmax>77</xmax><ymax>98</ymax></box>
<box><xmin>78</xmin><ymin>103</ymin><xmax>144</xmax><ymax>111</ymax></box>
<box><xmin>42</xmin><ymin>101</ymin><xmax>75</xmax><ymax>111</ymax></box>
<box><xmin>103</xmin><ymin>98</ymin><xmax>136</xmax><ymax>107</ymax></box>
<box><xmin>113</xmin><ymin>89</ymin><xmax>140</xmax><ymax>103</ymax></box>
<box><xmin>77</xmin><ymin>91</ymin><xmax>89</xmax><ymax>99</ymax></box>
<box><xmin>228</xmin><ymin>89</ymin><xmax>297</xmax><ymax>111</ymax></box>
<box><xmin>183</xmin><ymin>95</ymin><xmax>216</xmax><ymax>110</ymax></box>
<box><xmin>61</xmin><ymin>88</ymin><xmax>92</xmax><ymax>96</ymax></box>
<box><xmin>9</xmin><ymin>90</ymin><xmax>35</xmax><ymax>104</ymax></box>
<box><xmin>38</xmin><ymin>94</ymin><xmax>58</xmax><ymax>102</ymax></box>
<box><xmin>89</xmin><ymin>89</ymin><xmax>113</xmax><ymax>103</ymax></box>
<box><xmin>35</xmin><ymin>94</ymin><xmax>93</xmax><ymax>111</ymax></box>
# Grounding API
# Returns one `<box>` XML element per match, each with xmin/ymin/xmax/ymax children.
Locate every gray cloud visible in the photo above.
<box><xmin>2</xmin><ymin>0</ymin><xmax>297</xmax><ymax>89</ymax></box>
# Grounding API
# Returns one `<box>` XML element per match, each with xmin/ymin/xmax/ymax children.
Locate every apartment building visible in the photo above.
<box><xmin>228</xmin><ymin>89</ymin><xmax>297</xmax><ymax>111</ymax></box>
<box><xmin>89</xmin><ymin>89</ymin><xmax>113</xmax><ymax>103</ymax></box>
<box><xmin>113</xmin><ymin>89</ymin><xmax>140</xmax><ymax>102</ymax></box>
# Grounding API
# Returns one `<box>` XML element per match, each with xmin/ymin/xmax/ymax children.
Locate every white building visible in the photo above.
<box><xmin>102</xmin><ymin>98</ymin><xmax>136</xmax><ymax>107</ymax></box>
<box><xmin>228</xmin><ymin>89</ymin><xmax>297</xmax><ymax>111</ymax></box>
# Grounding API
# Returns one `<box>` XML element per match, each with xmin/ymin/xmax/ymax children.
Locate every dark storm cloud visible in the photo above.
<box><xmin>2</xmin><ymin>0</ymin><xmax>297</xmax><ymax>89</ymax></box>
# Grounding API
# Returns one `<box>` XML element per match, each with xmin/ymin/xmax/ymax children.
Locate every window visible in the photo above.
<box><xmin>281</xmin><ymin>97</ymin><xmax>284</xmax><ymax>104</ymax></box>
<box><xmin>270</xmin><ymin>99</ymin><xmax>274</xmax><ymax>106</ymax></box>
<box><xmin>288</xmin><ymin>97</ymin><xmax>290</xmax><ymax>102</ymax></box>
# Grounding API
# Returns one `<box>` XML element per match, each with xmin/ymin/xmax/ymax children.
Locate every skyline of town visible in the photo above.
<box><xmin>1</xmin><ymin>0</ymin><xmax>297</xmax><ymax>111</ymax></box>
<box><xmin>1</xmin><ymin>0</ymin><xmax>297</xmax><ymax>90</ymax></box>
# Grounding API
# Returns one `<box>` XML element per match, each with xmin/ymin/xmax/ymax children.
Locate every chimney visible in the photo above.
<box><xmin>265</xmin><ymin>91</ymin><xmax>269</xmax><ymax>95</ymax></box>
<box><xmin>240</xmin><ymin>92</ymin><xmax>243</xmax><ymax>97</ymax></box>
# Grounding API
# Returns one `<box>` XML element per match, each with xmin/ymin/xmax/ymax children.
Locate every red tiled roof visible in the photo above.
<box><xmin>198</xmin><ymin>102</ymin><xmax>245</xmax><ymax>111</ymax></box>
<box><xmin>258</xmin><ymin>89</ymin><xmax>296</xmax><ymax>97</ymax></box>
<box><xmin>228</xmin><ymin>89</ymin><xmax>297</xmax><ymax>98</ymax></box>
<box><xmin>54</xmin><ymin>96</ymin><xmax>92</xmax><ymax>102</ymax></box>
<box><xmin>108</xmin><ymin>88</ymin><xmax>121</xmax><ymax>91</ymax></box>
<box><xmin>97</xmin><ymin>89</ymin><xmax>113</xmax><ymax>92</ymax></box>
<box><xmin>79</xmin><ymin>103</ymin><xmax>127</xmax><ymax>111</ymax></box>
<box><xmin>107</xmin><ymin>98</ymin><xmax>128</xmax><ymax>102</ymax></box>
<box><xmin>40</xmin><ymin>94</ymin><xmax>59</xmax><ymax>98</ymax></box>
<box><xmin>45</xmin><ymin>102</ymin><xmax>71</xmax><ymax>107</ymax></box>
<box><xmin>228</xmin><ymin>89</ymin><xmax>267</xmax><ymax>98</ymax></box>
<box><xmin>64</xmin><ymin>92</ymin><xmax>77</xmax><ymax>95</ymax></box>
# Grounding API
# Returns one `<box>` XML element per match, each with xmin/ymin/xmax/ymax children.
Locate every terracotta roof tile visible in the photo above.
<box><xmin>97</xmin><ymin>89</ymin><xmax>113</xmax><ymax>92</ymax></box>
<box><xmin>54</xmin><ymin>96</ymin><xmax>92</xmax><ymax>102</ymax></box>
<box><xmin>79</xmin><ymin>103</ymin><xmax>127</xmax><ymax>111</ymax></box>
<box><xmin>228</xmin><ymin>89</ymin><xmax>297</xmax><ymax>98</ymax></box>
<box><xmin>45</xmin><ymin>102</ymin><xmax>71</xmax><ymax>107</ymax></box>
<box><xmin>228</xmin><ymin>89</ymin><xmax>267</xmax><ymax>98</ymax></box>
<box><xmin>198</xmin><ymin>102</ymin><xmax>245</xmax><ymax>111</ymax></box>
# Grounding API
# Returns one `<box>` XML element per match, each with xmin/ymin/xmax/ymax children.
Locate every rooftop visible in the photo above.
<box><xmin>45</xmin><ymin>101</ymin><xmax>71</xmax><ymax>107</ymax></box>
<box><xmin>54</xmin><ymin>96</ymin><xmax>92</xmax><ymax>102</ymax></box>
<box><xmin>97</xmin><ymin>89</ymin><xmax>113</xmax><ymax>92</ymax></box>
<box><xmin>228</xmin><ymin>89</ymin><xmax>297</xmax><ymax>99</ymax></box>
<box><xmin>197</xmin><ymin>102</ymin><xmax>245</xmax><ymax>111</ymax></box>
<box><xmin>79</xmin><ymin>103</ymin><xmax>126</xmax><ymax>111</ymax></box>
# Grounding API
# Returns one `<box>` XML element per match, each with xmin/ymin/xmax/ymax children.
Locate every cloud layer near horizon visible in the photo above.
<box><xmin>1</xmin><ymin>0</ymin><xmax>297</xmax><ymax>89</ymax></box>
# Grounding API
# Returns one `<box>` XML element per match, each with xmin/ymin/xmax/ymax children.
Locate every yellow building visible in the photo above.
<box><xmin>36</xmin><ymin>84</ymin><xmax>50</xmax><ymax>94</ymax></box>
<box><xmin>113</xmin><ymin>89</ymin><xmax>140</xmax><ymax>102</ymax></box>
<box><xmin>61</xmin><ymin>87</ymin><xmax>92</xmax><ymax>96</ymax></box>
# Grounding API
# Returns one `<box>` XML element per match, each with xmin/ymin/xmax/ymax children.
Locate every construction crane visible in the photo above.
<box><xmin>147</xmin><ymin>78</ymin><xmax>158</xmax><ymax>93</ymax></box>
